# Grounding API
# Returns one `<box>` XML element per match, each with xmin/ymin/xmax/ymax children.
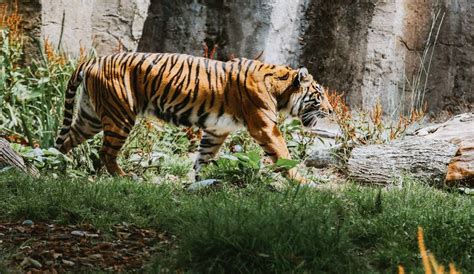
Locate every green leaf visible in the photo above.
<box><xmin>45</xmin><ymin>147</ymin><xmax>61</xmax><ymax>156</ymax></box>
<box><xmin>37</xmin><ymin>77</ymin><xmax>50</xmax><ymax>85</ymax></box>
<box><xmin>220</xmin><ymin>154</ymin><xmax>239</xmax><ymax>161</ymax></box>
<box><xmin>233</xmin><ymin>152</ymin><xmax>261</xmax><ymax>169</ymax></box>
<box><xmin>247</xmin><ymin>151</ymin><xmax>261</xmax><ymax>167</ymax></box>
<box><xmin>274</xmin><ymin>158</ymin><xmax>299</xmax><ymax>170</ymax></box>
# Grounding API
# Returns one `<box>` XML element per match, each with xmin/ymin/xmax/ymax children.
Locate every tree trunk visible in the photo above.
<box><xmin>0</xmin><ymin>138</ymin><xmax>39</xmax><ymax>177</ymax></box>
<box><xmin>348</xmin><ymin>139</ymin><xmax>458</xmax><ymax>185</ymax></box>
<box><xmin>347</xmin><ymin>113</ymin><xmax>474</xmax><ymax>185</ymax></box>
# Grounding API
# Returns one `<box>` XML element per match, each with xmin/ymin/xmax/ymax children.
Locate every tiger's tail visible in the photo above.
<box><xmin>54</xmin><ymin>64</ymin><xmax>85</xmax><ymax>153</ymax></box>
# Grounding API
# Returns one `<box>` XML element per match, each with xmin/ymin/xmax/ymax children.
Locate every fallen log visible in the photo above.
<box><xmin>347</xmin><ymin>113</ymin><xmax>474</xmax><ymax>186</ymax></box>
<box><xmin>348</xmin><ymin>139</ymin><xmax>458</xmax><ymax>185</ymax></box>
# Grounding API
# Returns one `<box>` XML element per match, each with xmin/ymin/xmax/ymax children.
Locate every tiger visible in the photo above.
<box><xmin>54</xmin><ymin>52</ymin><xmax>333</xmax><ymax>183</ymax></box>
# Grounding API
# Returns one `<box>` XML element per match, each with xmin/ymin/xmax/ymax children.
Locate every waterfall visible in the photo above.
<box><xmin>263</xmin><ymin>0</ymin><xmax>308</xmax><ymax>66</ymax></box>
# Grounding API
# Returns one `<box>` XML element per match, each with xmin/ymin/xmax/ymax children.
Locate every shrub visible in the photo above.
<box><xmin>0</xmin><ymin>5</ymin><xmax>80</xmax><ymax>147</ymax></box>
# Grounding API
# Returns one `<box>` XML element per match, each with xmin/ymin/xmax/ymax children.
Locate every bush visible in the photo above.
<box><xmin>0</xmin><ymin>25</ymin><xmax>78</xmax><ymax>147</ymax></box>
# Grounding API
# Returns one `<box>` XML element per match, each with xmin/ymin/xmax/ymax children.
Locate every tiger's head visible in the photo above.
<box><xmin>276</xmin><ymin>67</ymin><xmax>333</xmax><ymax>128</ymax></box>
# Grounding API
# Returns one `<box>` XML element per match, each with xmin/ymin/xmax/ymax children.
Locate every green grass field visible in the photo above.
<box><xmin>1</xmin><ymin>171</ymin><xmax>472</xmax><ymax>273</ymax></box>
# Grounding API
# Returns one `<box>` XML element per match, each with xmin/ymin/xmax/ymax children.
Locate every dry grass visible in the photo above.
<box><xmin>43</xmin><ymin>37</ymin><xmax>67</xmax><ymax>66</ymax></box>
<box><xmin>327</xmin><ymin>90</ymin><xmax>425</xmax><ymax>169</ymax></box>
<box><xmin>0</xmin><ymin>1</ymin><xmax>22</xmax><ymax>44</ymax></box>
<box><xmin>398</xmin><ymin>227</ymin><xmax>461</xmax><ymax>274</ymax></box>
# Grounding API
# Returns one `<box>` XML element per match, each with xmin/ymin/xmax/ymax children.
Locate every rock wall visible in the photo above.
<box><xmin>16</xmin><ymin>0</ymin><xmax>473</xmax><ymax>114</ymax></box>
<box><xmin>41</xmin><ymin>0</ymin><xmax>93</xmax><ymax>53</ymax></box>
<box><xmin>90</xmin><ymin>0</ymin><xmax>149</xmax><ymax>54</ymax></box>
<box><xmin>16</xmin><ymin>0</ymin><xmax>42</xmax><ymax>62</ymax></box>
<box><xmin>299</xmin><ymin>0</ymin><xmax>375</xmax><ymax>110</ymax></box>
<box><xmin>299</xmin><ymin>0</ymin><xmax>472</xmax><ymax>115</ymax></box>
<box><xmin>426</xmin><ymin>0</ymin><xmax>473</xmax><ymax>114</ymax></box>
<box><xmin>38</xmin><ymin>0</ymin><xmax>149</xmax><ymax>55</ymax></box>
<box><xmin>138</xmin><ymin>0</ymin><xmax>310</xmax><ymax>67</ymax></box>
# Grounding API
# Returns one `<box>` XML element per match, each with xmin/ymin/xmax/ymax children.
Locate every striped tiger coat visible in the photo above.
<box><xmin>55</xmin><ymin>53</ymin><xmax>333</xmax><ymax>183</ymax></box>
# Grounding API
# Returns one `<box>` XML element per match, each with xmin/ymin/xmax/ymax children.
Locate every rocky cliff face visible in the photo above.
<box><xmin>39</xmin><ymin>0</ymin><xmax>149</xmax><ymax>54</ymax></box>
<box><xmin>300</xmin><ymin>0</ymin><xmax>473</xmax><ymax>115</ymax></box>
<box><xmin>137</xmin><ymin>0</ymin><xmax>310</xmax><ymax>65</ymax></box>
<box><xmin>426</xmin><ymin>0</ymin><xmax>473</xmax><ymax>114</ymax></box>
<box><xmin>18</xmin><ymin>0</ymin><xmax>473</xmax><ymax>115</ymax></box>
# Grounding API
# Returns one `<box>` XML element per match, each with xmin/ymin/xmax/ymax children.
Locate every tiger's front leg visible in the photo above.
<box><xmin>247</xmin><ymin>118</ymin><xmax>307</xmax><ymax>184</ymax></box>
<box><xmin>194</xmin><ymin>130</ymin><xmax>229</xmax><ymax>180</ymax></box>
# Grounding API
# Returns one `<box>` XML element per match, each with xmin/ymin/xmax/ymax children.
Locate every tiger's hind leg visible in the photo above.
<box><xmin>56</xmin><ymin>92</ymin><xmax>102</xmax><ymax>154</ymax></box>
<box><xmin>100</xmin><ymin>119</ymin><xmax>135</xmax><ymax>176</ymax></box>
<box><xmin>194</xmin><ymin>130</ymin><xmax>229</xmax><ymax>180</ymax></box>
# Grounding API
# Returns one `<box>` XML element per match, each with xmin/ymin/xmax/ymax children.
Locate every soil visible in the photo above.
<box><xmin>0</xmin><ymin>221</ymin><xmax>172</xmax><ymax>273</ymax></box>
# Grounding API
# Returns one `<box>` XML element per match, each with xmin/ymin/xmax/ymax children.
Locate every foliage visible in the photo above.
<box><xmin>10</xmin><ymin>144</ymin><xmax>69</xmax><ymax>172</ymax></box>
<box><xmin>402</xmin><ymin>8</ymin><xmax>445</xmax><ymax>114</ymax></box>
<box><xmin>200</xmin><ymin>147</ymin><xmax>299</xmax><ymax>187</ymax></box>
<box><xmin>280</xmin><ymin>117</ymin><xmax>319</xmax><ymax>161</ymax></box>
<box><xmin>0</xmin><ymin>19</ymin><xmax>79</xmax><ymax>147</ymax></box>
<box><xmin>328</xmin><ymin>91</ymin><xmax>425</xmax><ymax>170</ymax></box>
<box><xmin>118</xmin><ymin>119</ymin><xmax>195</xmax><ymax>180</ymax></box>
<box><xmin>201</xmin><ymin>151</ymin><xmax>268</xmax><ymax>186</ymax></box>
<box><xmin>0</xmin><ymin>172</ymin><xmax>472</xmax><ymax>273</ymax></box>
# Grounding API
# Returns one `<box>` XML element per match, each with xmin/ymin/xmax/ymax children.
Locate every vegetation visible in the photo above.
<box><xmin>327</xmin><ymin>91</ymin><xmax>425</xmax><ymax>170</ymax></box>
<box><xmin>0</xmin><ymin>172</ymin><xmax>472</xmax><ymax>272</ymax></box>
<box><xmin>0</xmin><ymin>27</ymin><xmax>78</xmax><ymax>147</ymax></box>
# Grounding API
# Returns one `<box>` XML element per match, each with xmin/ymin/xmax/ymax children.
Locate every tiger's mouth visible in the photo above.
<box><xmin>300</xmin><ymin>106</ymin><xmax>328</xmax><ymax>128</ymax></box>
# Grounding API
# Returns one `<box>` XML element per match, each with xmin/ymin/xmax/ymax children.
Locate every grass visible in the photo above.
<box><xmin>1</xmin><ymin>171</ymin><xmax>472</xmax><ymax>273</ymax></box>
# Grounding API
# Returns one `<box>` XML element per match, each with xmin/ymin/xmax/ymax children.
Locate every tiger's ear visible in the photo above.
<box><xmin>293</xmin><ymin>67</ymin><xmax>313</xmax><ymax>88</ymax></box>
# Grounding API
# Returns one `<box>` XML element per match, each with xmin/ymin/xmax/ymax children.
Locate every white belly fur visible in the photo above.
<box><xmin>205</xmin><ymin>113</ymin><xmax>243</xmax><ymax>134</ymax></box>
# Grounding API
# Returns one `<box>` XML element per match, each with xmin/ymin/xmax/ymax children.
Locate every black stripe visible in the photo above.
<box><xmin>103</xmin><ymin>140</ymin><xmax>124</xmax><ymax>151</ymax></box>
<box><xmin>104</xmin><ymin>130</ymin><xmax>127</xmax><ymax>140</ymax></box>
<box><xmin>80</xmin><ymin>110</ymin><xmax>101</xmax><ymax>124</ymax></box>
<box><xmin>191</xmin><ymin>60</ymin><xmax>201</xmax><ymax>103</ymax></box>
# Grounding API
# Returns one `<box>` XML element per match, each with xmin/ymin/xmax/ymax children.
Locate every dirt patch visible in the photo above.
<box><xmin>0</xmin><ymin>221</ymin><xmax>172</xmax><ymax>272</ymax></box>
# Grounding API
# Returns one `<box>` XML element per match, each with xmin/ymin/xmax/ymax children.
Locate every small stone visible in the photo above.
<box><xmin>53</xmin><ymin>253</ymin><xmax>62</xmax><ymax>259</ymax></box>
<box><xmin>299</xmin><ymin>182</ymin><xmax>320</xmax><ymax>188</ymax></box>
<box><xmin>88</xmin><ymin>254</ymin><xmax>103</xmax><ymax>260</ymax></box>
<box><xmin>128</xmin><ymin>154</ymin><xmax>142</xmax><ymax>162</ymax></box>
<box><xmin>29</xmin><ymin>258</ymin><xmax>43</xmax><ymax>268</ymax></box>
<box><xmin>231</xmin><ymin>145</ymin><xmax>243</xmax><ymax>152</ymax></box>
<box><xmin>85</xmin><ymin>233</ymin><xmax>99</xmax><ymax>238</ymax></box>
<box><xmin>70</xmin><ymin>230</ymin><xmax>85</xmax><ymax>237</ymax></box>
<box><xmin>188</xmin><ymin>179</ymin><xmax>220</xmax><ymax>192</ymax></box>
<box><xmin>21</xmin><ymin>257</ymin><xmax>42</xmax><ymax>268</ymax></box>
<box><xmin>62</xmin><ymin>259</ymin><xmax>75</xmax><ymax>266</ymax></box>
<box><xmin>305</xmin><ymin>146</ymin><xmax>340</xmax><ymax>168</ymax></box>
<box><xmin>20</xmin><ymin>257</ymin><xmax>30</xmax><ymax>268</ymax></box>
<box><xmin>22</xmin><ymin>220</ymin><xmax>34</xmax><ymax>226</ymax></box>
